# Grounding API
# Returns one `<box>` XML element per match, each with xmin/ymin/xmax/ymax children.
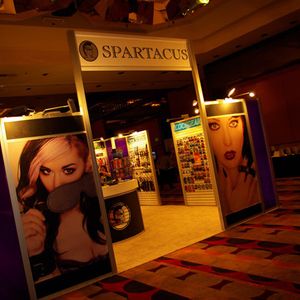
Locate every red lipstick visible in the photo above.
<box><xmin>224</xmin><ymin>151</ymin><xmax>236</xmax><ymax>160</ymax></box>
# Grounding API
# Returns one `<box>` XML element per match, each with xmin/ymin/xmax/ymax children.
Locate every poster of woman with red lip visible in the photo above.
<box><xmin>205</xmin><ymin>100</ymin><xmax>261</xmax><ymax>222</ymax></box>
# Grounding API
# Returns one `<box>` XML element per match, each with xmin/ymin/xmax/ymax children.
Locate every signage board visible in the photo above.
<box><xmin>74</xmin><ymin>32</ymin><xmax>191</xmax><ymax>71</ymax></box>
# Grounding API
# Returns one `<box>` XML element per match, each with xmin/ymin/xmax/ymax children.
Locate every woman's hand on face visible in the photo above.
<box><xmin>221</xmin><ymin>162</ymin><xmax>259</xmax><ymax>213</ymax></box>
<box><xmin>21</xmin><ymin>208</ymin><xmax>46</xmax><ymax>257</ymax></box>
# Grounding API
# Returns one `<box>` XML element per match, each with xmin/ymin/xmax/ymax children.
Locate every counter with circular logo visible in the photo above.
<box><xmin>102</xmin><ymin>179</ymin><xmax>144</xmax><ymax>242</ymax></box>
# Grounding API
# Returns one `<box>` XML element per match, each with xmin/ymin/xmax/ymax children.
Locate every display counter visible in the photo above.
<box><xmin>102</xmin><ymin>179</ymin><xmax>144</xmax><ymax>242</ymax></box>
<box><xmin>102</xmin><ymin>179</ymin><xmax>139</xmax><ymax>199</ymax></box>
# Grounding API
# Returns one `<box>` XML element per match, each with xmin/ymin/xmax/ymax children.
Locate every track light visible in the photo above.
<box><xmin>227</xmin><ymin>88</ymin><xmax>236</xmax><ymax>98</ymax></box>
<box><xmin>226</xmin><ymin>88</ymin><xmax>255</xmax><ymax>99</ymax></box>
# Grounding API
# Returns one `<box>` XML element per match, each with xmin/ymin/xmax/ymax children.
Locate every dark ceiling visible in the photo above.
<box><xmin>7</xmin><ymin>0</ymin><xmax>210</xmax><ymax>25</ymax></box>
<box><xmin>0</xmin><ymin>1</ymin><xmax>299</xmax><ymax>133</ymax></box>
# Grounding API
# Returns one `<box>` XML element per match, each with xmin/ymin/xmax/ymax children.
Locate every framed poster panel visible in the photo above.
<box><xmin>205</xmin><ymin>100</ymin><xmax>263</xmax><ymax>226</ymax></box>
<box><xmin>0</xmin><ymin>114</ymin><xmax>114</xmax><ymax>299</ymax></box>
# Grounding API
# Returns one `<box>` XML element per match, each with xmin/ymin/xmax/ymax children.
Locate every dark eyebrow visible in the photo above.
<box><xmin>208</xmin><ymin>118</ymin><xmax>220</xmax><ymax>122</ymax></box>
<box><xmin>228</xmin><ymin>116</ymin><xmax>240</xmax><ymax>121</ymax></box>
<box><xmin>62</xmin><ymin>163</ymin><xmax>76</xmax><ymax>169</ymax></box>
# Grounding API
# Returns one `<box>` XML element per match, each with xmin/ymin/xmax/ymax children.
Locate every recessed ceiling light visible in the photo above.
<box><xmin>42</xmin><ymin>73</ymin><xmax>48</xmax><ymax>76</ymax></box>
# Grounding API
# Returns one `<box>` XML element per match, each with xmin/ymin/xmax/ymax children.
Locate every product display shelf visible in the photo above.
<box><xmin>127</xmin><ymin>131</ymin><xmax>160</xmax><ymax>205</ymax></box>
<box><xmin>172</xmin><ymin>117</ymin><xmax>216</xmax><ymax>205</ymax></box>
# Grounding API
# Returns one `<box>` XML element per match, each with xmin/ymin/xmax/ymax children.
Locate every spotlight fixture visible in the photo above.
<box><xmin>227</xmin><ymin>88</ymin><xmax>236</xmax><ymax>98</ymax></box>
<box><xmin>197</xmin><ymin>0</ymin><xmax>210</xmax><ymax>5</ymax></box>
<box><xmin>226</xmin><ymin>88</ymin><xmax>255</xmax><ymax>99</ymax></box>
<box><xmin>192</xmin><ymin>98</ymin><xmax>200</xmax><ymax>114</ymax></box>
<box><xmin>234</xmin><ymin>91</ymin><xmax>256</xmax><ymax>98</ymax></box>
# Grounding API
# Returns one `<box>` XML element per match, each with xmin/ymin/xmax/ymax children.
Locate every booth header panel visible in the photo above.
<box><xmin>74</xmin><ymin>31</ymin><xmax>191</xmax><ymax>71</ymax></box>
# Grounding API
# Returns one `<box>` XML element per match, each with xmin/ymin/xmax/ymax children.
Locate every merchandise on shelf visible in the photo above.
<box><xmin>177</xmin><ymin>133</ymin><xmax>212</xmax><ymax>193</ymax></box>
<box><xmin>127</xmin><ymin>132</ymin><xmax>156</xmax><ymax>192</ymax></box>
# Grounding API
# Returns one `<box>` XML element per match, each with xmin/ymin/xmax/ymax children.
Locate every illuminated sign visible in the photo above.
<box><xmin>75</xmin><ymin>32</ymin><xmax>191</xmax><ymax>71</ymax></box>
<box><xmin>174</xmin><ymin>117</ymin><xmax>201</xmax><ymax>132</ymax></box>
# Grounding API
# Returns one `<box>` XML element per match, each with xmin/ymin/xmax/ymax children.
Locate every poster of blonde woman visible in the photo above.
<box><xmin>1</xmin><ymin>116</ymin><xmax>113</xmax><ymax>298</ymax></box>
<box><xmin>205</xmin><ymin>101</ymin><xmax>262</xmax><ymax>225</ymax></box>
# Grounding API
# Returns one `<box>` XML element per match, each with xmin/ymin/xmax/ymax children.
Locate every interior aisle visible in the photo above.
<box><xmin>113</xmin><ymin>205</ymin><xmax>222</xmax><ymax>272</ymax></box>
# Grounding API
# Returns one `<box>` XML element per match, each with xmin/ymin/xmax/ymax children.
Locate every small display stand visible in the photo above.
<box><xmin>127</xmin><ymin>131</ymin><xmax>160</xmax><ymax>205</ymax></box>
<box><xmin>94</xmin><ymin>139</ymin><xmax>110</xmax><ymax>173</ymax></box>
<box><xmin>171</xmin><ymin>116</ymin><xmax>216</xmax><ymax>205</ymax></box>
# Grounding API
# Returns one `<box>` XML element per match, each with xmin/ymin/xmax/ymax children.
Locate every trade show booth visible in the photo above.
<box><xmin>0</xmin><ymin>30</ymin><xmax>277</xmax><ymax>299</ymax></box>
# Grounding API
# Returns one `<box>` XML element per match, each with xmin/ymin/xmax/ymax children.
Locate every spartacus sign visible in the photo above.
<box><xmin>75</xmin><ymin>32</ymin><xmax>191</xmax><ymax>71</ymax></box>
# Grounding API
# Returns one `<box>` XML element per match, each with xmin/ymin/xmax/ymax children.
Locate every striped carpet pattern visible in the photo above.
<box><xmin>56</xmin><ymin>177</ymin><xmax>300</xmax><ymax>300</ymax></box>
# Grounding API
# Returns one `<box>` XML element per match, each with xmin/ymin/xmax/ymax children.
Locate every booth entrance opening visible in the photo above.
<box><xmin>69</xmin><ymin>31</ymin><xmax>223</xmax><ymax>274</ymax></box>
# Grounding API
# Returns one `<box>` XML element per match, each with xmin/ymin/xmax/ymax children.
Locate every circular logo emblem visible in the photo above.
<box><xmin>79</xmin><ymin>40</ymin><xmax>98</xmax><ymax>62</ymax></box>
<box><xmin>108</xmin><ymin>202</ymin><xmax>131</xmax><ymax>230</ymax></box>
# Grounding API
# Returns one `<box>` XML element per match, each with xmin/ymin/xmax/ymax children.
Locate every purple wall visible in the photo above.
<box><xmin>0</xmin><ymin>146</ymin><xmax>30</xmax><ymax>300</ymax></box>
<box><xmin>246</xmin><ymin>99</ymin><xmax>277</xmax><ymax>209</ymax></box>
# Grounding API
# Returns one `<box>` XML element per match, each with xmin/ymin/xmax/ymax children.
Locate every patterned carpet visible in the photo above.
<box><xmin>56</xmin><ymin>177</ymin><xmax>300</xmax><ymax>300</ymax></box>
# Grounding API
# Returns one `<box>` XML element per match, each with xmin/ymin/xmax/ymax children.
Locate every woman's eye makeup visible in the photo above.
<box><xmin>63</xmin><ymin>167</ymin><xmax>76</xmax><ymax>175</ymax></box>
<box><xmin>229</xmin><ymin>119</ymin><xmax>239</xmax><ymax>128</ymax></box>
<box><xmin>208</xmin><ymin>122</ymin><xmax>220</xmax><ymax>131</ymax></box>
<box><xmin>40</xmin><ymin>166</ymin><xmax>51</xmax><ymax>175</ymax></box>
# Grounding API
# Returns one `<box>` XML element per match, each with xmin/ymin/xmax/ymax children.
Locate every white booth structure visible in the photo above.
<box><xmin>0</xmin><ymin>30</ymin><xmax>276</xmax><ymax>299</ymax></box>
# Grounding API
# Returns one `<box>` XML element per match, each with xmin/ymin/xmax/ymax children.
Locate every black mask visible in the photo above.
<box><xmin>47</xmin><ymin>172</ymin><xmax>98</xmax><ymax>213</ymax></box>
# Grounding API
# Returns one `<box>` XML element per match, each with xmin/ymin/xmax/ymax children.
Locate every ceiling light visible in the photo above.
<box><xmin>196</xmin><ymin>0</ymin><xmax>210</xmax><ymax>5</ymax></box>
<box><xmin>151</xmin><ymin>103</ymin><xmax>160</xmax><ymax>107</ymax></box>
<box><xmin>192</xmin><ymin>99</ymin><xmax>198</xmax><ymax>106</ymax></box>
